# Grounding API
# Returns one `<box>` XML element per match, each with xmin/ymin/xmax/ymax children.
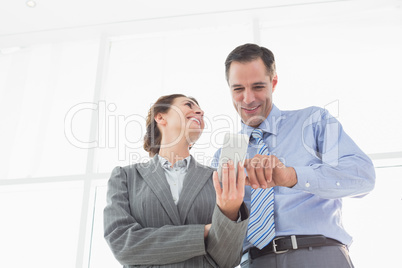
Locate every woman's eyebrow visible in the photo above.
<box><xmin>183</xmin><ymin>99</ymin><xmax>197</xmax><ymax>106</ymax></box>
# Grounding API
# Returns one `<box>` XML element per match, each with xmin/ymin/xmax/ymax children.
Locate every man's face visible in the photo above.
<box><xmin>228</xmin><ymin>58</ymin><xmax>278</xmax><ymax>128</ymax></box>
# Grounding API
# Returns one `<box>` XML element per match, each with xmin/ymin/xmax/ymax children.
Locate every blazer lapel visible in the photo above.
<box><xmin>177</xmin><ymin>156</ymin><xmax>214</xmax><ymax>224</ymax></box>
<box><xmin>136</xmin><ymin>155</ymin><xmax>181</xmax><ymax>226</ymax></box>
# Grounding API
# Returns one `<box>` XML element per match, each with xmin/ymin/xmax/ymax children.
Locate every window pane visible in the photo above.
<box><xmin>0</xmin><ymin>40</ymin><xmax>99</xmax><ymax>179</ymax></box>
<box><xmin>0</xmin><ymin>181</ymin><xmax>84</xmax><ymax>267</ymax></box>
<box><xmin>99</xmin><ymin>24</ymin><xmax>253</xmax><ymax>172</ymax></box>
<box><xmin>260</xmin><ymin>5</ymin><xmax>402</xmax><ymax>155</ymax></box>
<box><xmin>343</xmin><ymin>165</ymin><xmax>402</xmax><ymax>267</ymax></box>
<box><xmin>89</xmin><ymin>184</ymin><xmax>121</xmax><ymax>267</ymax></box>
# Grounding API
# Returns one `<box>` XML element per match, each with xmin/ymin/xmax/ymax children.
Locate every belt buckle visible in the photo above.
<box><xmin>241</xmin><ymin>252</ymin><xmax>249</xmax><ymax>265</ymax></box>
<box><xmin>272</xmin><ymin>237</ymin><xmax>289</xmax><ymax>254</ymax></box>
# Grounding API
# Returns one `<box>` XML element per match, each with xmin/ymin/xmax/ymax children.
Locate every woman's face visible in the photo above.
<box><xmin>161</xmin><ymin>97</ymin><xmax>205</xmax><ymax>145</ymax></box>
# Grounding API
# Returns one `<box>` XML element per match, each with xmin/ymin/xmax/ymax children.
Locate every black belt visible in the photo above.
<box><xmin>245</xmin><ymin>235</ymin><xmax>344</xmax><ymax>260</ymax></box>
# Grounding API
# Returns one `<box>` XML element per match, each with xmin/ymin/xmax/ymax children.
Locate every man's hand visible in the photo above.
<box><xmin>243</xmin><ymin>154</ymin><xmax>297</xmax><ymax>189</ymax></box>
<box><xmin>212</xmin><ymin>160</ymin><xmax>246</xmax><ymax>221</ymax></box>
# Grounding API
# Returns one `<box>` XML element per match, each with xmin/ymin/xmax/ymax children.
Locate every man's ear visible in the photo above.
<box><xmin>272</xmin><ymin>74</ymin><xmax>278</xmax><ymax>93</ymax></box>
<box><xmin>154</xmin><ymin>113</ymin><xmax>166</xmax><ymax>126</ymax></box>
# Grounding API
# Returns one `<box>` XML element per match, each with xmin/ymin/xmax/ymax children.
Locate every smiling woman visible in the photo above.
<box><xmin>144</xmin><ymin>94</ymin><xmax>204</xmax><ymax>158</ymax></box>
<box><xmin>103</xmin><ymin>93</ymin><xmax>249</xmax><ymax>267</ymax></box>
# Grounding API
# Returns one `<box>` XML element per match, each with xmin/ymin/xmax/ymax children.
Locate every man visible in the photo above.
<box><xmin>212</xmin><ymin>43</ymin><xmax>375</xmax><ymax>267</ymax></box>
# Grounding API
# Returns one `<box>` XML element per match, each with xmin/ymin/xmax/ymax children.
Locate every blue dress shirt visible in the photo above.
<box><xmin>212</xmin><ymin>104</ymin><xmax>375</xmax><ymax>249</ymax></box>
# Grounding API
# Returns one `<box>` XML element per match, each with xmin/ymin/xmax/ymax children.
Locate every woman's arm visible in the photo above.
<box><xmin>206</xmin><ymin>161</ymin><xmax>249</xmax><ymax>268</ymax></box>
<box><xmin>104</xmin><ymin>166</ymin><xmax>207</xmax><ymax>266</ymax></box>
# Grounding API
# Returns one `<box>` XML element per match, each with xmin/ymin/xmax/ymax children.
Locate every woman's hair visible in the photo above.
<box><xmin>143</xmin><ymin>94</ymin><xmax>200</xmax><ymax>156</ymax></box>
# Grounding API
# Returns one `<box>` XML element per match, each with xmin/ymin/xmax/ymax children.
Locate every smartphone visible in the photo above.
<box><xmin>217</xmin><ymin>133</ymin><xmax>249</xmax><ymax>182</ymax></box>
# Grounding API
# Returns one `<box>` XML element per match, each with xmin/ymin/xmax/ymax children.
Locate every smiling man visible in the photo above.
<box><xmin>229</xmin><ymin>57</ymin><xmax>276</xmax><ymax>129</ymax></box>
<box><xmin>212</xmin><ymin>43</ymin><xmax>376</xmax><ymax>268</ymax></box>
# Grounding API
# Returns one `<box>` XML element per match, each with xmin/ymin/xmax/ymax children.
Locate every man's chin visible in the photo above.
<box><xmin>241</xmin><ymin>114</ymin><xmax>264</xmax><ymax>128</ymax></box>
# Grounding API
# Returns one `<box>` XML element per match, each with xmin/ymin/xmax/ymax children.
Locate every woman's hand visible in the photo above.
<box><xmin>212</xmin><ymin>160</ymin><xmax>246</xmax><ymax>221</ymax></box>
<box><xmin>204</xmin><ymin>224</ymin><xmax>211</xmax><ymax>239</ymax></box>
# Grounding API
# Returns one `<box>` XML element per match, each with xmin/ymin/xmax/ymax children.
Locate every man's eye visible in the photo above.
<box><xmin>233</xmin><ymin>87</ymin><xmax>244</xmax><ymax>91</ymax></box>
<box><xmin>185</xmin><ymin>102</ymin><xmax>192</xmax><ymax>107</ymax></box>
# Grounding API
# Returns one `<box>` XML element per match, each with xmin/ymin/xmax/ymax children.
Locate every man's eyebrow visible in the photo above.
<box><xmin>230</xmin><ymin>82</ymin><xmax>267</xmax><ymax>88</ymax></box>
<box><xmin>230</xmin><ymin>84</ymin><xmax>244</xmax><ymax>89</ymax></box>
<box><xmin>252</xmin><ymin>82</ymin><xmax>267</xmax><ymax>86</ymax></box>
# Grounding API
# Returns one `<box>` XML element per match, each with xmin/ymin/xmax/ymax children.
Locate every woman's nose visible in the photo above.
<box><xmin>194</xmin><ymin>108</ymin><xmax>204</xmax><ymax>116</ymax></box>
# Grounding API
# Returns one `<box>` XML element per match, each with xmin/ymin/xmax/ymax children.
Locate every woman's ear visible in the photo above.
<box><xmin>154</xmin><ymin>113</ymin><xmax>166</xmax><ymax>126</ymax></box>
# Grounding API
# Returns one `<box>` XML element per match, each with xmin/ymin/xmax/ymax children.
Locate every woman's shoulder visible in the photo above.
<box><xmin>190</xmin><ymin>155</ymin><xmax>217</xmax><ymax>172</ymax></box>
<box><xmin>110</xmin><ymin>156</ymin><xmax>157</xmax><ymax>174</ymax></box>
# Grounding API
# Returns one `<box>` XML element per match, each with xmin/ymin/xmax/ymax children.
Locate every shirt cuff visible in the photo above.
<box><xmin>292</xmin><ymin>166</ymin><xmax>319</xmax><ymax>192</ymax></box>
<box><xmin>236</xmin><ymin>211</ymin><xmax>242</xmax><ymax>223</ymax></box>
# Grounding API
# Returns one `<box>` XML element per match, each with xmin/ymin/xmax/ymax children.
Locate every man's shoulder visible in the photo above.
<box><xmin>210</xmin><ymin>148</ymin><xmax>222</xmax><ymax>168</ymax></box>
<box><xmin>278</xmin><ymin>106</ymin><xmax>330</xmax><ymax>123</ymax></box>
<box><xmin>280</xmin><ymin>105</ymin><xmax>325</xmax><ymax>116</ymax></box>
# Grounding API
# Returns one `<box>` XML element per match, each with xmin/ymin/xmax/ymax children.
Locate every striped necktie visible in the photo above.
<box><xmin>246</xmin><ymin>128</ymin><xmax>275</xmax><ymax>249</ymax></box>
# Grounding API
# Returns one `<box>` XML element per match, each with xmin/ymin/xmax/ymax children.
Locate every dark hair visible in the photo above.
<box><xmin>225</xmin><ymin>43</ymin><xmax>276</xmax><ymax>82</ymax></box>
<box><xmin>143</xmin><ymin>94</ymin><xmax>200</xmax><ymax>157</ymax></box>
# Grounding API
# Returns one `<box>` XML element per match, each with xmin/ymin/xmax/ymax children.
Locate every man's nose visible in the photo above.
<box><xmin>243</xmin><ymin>88</ymin><xmax>255</xmax><ymax>104</ymax></box>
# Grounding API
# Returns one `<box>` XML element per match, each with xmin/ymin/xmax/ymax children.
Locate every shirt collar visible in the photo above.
<box><xmin>157</xmin><ymin>154</ymin><xmax>191</xmax><ymax>170</ymax></box>
<box><xmin>240</xmin><ymin>104</ymin><xmax>282</xmax><ymax>138</ymax></box>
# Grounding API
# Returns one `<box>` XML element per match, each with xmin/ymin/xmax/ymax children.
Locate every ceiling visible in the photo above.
<box><xmin>0</xmin><ymin>0</ymin><xmax>352</xmax><ymax>35</ymax></box>
<box><xmin>0</xmin><ymin>0</ymin><xmax>400</xmax><ymax>47</ymax></box>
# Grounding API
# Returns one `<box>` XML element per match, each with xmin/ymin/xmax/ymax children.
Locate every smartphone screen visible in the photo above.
<box><xmin>217</xmin><ymin>133</ymin><xmax>249</xmax><ymax>182</ymax></box>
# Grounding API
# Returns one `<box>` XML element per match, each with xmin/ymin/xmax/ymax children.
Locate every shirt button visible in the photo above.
<box><xmin>305</xmin><ymin>182</ymin><xmax>310</xmax><ymax>188</ymax></box>
<box><xmin>173</xmin><ymin>198</ymin><xmax>177</xmax><ymax>201</ymax></box>
<box><xmin>336</xmin><ymin>182</ymin><xmax>340</xmax><ymax>186</ymax></box>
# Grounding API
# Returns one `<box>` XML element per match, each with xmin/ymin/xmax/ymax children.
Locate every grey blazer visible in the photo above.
<box><xmin>104</xmin><ymin>155</ymin><xmax>249</xmax><ymax>268</ymax></box>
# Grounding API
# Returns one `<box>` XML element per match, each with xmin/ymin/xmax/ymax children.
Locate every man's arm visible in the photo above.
<box><xmin>244</xmin><ymin>109</ymin><xmax>375</xmax><ymax>199</ymax></box>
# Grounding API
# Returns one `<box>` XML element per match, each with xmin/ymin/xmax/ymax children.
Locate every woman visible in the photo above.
<box><xmin>104</xmin><ymin>94</ymin><xmax>249</xmax><ymax>268</ymax></box>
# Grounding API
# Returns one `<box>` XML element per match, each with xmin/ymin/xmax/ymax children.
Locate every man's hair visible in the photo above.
<box><xmin>225</xmin><ymin>43</ymin><xmax>276</xmax><ymax>82</ymax></box>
